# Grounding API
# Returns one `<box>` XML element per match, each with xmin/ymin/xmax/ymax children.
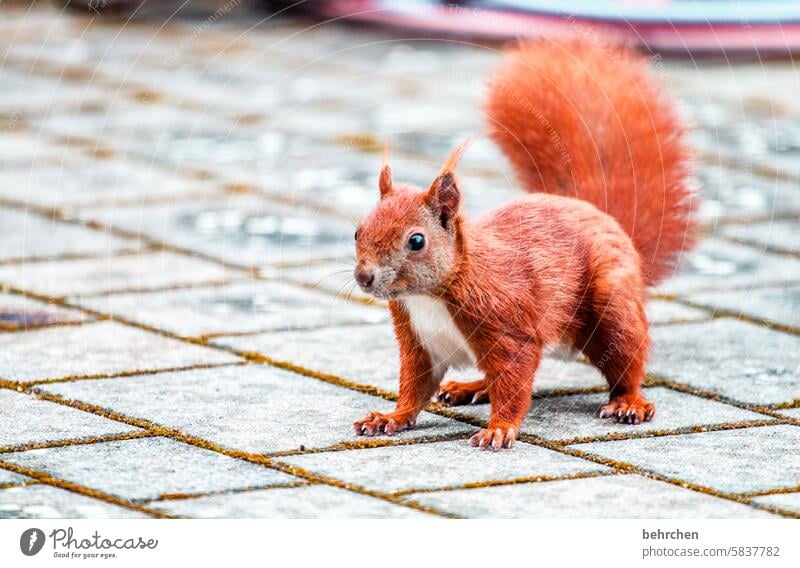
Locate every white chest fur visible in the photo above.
<box><xmin>402</xmin><ymin>295</ymin><xmax>476</xmax><ymax>374</ymax></box>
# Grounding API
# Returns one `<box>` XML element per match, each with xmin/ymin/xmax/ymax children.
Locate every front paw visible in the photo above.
<box><xmin>354</xmin><ymin>411</ymin><xmax>416</xmax><ymax>437</ymax></box>
<box><xmin>469</xmin><ymin>425</ymin><xmax>517</xmax><ymax>451</ymax></box>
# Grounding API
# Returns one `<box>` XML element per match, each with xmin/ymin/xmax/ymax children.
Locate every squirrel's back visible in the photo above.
<box><xmin>485</xmin><ymin>38</ymin><xmax>697</xmax><ymax>286</ymax></box>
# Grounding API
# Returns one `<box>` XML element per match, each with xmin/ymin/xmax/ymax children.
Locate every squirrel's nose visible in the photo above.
<box><xmin>355</xmin><ymin>268</ymin><xmax>375</xmax><ymax>289</ymax></box>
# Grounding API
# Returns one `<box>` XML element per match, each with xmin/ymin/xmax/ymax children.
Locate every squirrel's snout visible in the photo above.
<box><xmin>355</xmin><ymin>267</ymin><xmax>375</xmax><ymax>289</ymax></box>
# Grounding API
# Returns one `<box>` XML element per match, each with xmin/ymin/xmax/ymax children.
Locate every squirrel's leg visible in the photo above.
<box><xmin>436</xmin><ymin>378</ymin><xmax>489</xmax><ymax>406</ymax></box>
<box><xmin>470</xmin><ymin>346</ymin><xmax>541</xmax><ymax>450</ymax></box>
<box><xmin>579</xmin><ymin>292</ymin><xmax>654</xmax><ymax>424</ymax></box>
<box><xmin>354</xmin><ymin>302</ymin><xmax>441</xmax><ymax>437</ymax></box>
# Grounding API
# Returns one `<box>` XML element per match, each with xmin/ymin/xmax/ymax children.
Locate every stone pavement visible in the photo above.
<box><xmin>0</xmin><ymin>4</ymin><xmax>799</xmax><ymax>519</ymax></box>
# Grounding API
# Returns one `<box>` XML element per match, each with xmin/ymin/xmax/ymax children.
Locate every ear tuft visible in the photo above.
<box><xmin>427</xmin><ymin>137</ymin><xmax>476</xmax><ymax>228</ymax></box>
<box><xmin>440</xmin><ymin>136</ymin><xmax>477</xmax><ymax>173</ymax></box>
<box><xmin>379</xmin><ymin>142</ymin><xmax>392</xmax><ymax>197</ymax></box>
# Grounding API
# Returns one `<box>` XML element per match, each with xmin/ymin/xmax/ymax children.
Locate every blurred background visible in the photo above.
<box><xmin>0</xmin><ymin>0</ymin><xmax>799</xmax><ymax>520</ymax></box>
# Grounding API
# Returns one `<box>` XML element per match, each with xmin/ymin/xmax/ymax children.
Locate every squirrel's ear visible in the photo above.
<box><xmin>426</xmin><ymin>137</ymin><xmax>476</xmax><ymax>228</ymax></box>
<box><xmin>379</xmin><ymin>143</ymin><xmax>392</xmax><ymax>198</ymax></box>
<box><xmin>428</xmin><ymin>170</ymin><xmax>461</xmax><ymax>228</ymax></box>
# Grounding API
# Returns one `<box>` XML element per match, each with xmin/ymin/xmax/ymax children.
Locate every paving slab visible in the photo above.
<box><xmin>75</xmin><ymin>280</ymin><xmax>387</xmax><ymax>338</ymax></box>
<box><xmin>655</xmin><ymin>240</ymin><xmax>800</xmax><ymax>294</ymax></box>
<box><xmin>409</xmin><ymin>474</ymin><xmax>775</xmax><ymax>518</ymax></box>
<box><xmin>454</xmin><ymin>387</ymin><xmax>766</xmax><ymax>443</ymax></box>
<box><xmin>0</xmin><ymin>207</ymin><xmax>135</xmax><ymax>262</ymax></box>
<box><xmin>752</xmin><ymin>492</ymin><xmax>800</xmax><ymax>514</ymax></box>
<box><xmin>150</xmin><ymin>484</ymin><xmax>432</xmax><ymax>518</ymax></box>
<box><xmin>40</xmin><ymin>365</ymin><xmax>473</xmax><ymax>454</ymax></box>
<box><xmin>722</xmin><ymin>219</ymin><xmax>800</xmax><ymax>255</ymax></box>
<box><xmin>0</xmin><ymin>470</ymin><xmax>33</xmax><ymax>485</ymax></box>
<box><xmin>2</xmin><ymin>437</ymin><xmax>297</xmax><ymax>501</ymax></box>
<box><xmin>695</xmin><ymin>164</ymin><xmax>800</xmax><ymax>223</ymax></box>
<box><xmin>570</xmin><ymin>425</ymin><xmax>800</xmax><ymax>494</ymax></box>
<box><xmin>78</xmin><ymin>195</ymin><xmax>355</xmax><ymax>268</ymax></box>
<box><xmin>214</xmin><ymin>323</ymin><xmax>608</xmax><ymax>393</ymax></box>
<box><xmin>0</xmin><ymin>390</ymin><xmax>139</xmax><ymax>447</ymax></box>
<box><xmin>0</xmin><ymin>320</ymin><xmax>240</xmax><ymax>383</ymax></box>
<box><xmin>126</xmin><ymin>128</ymin><xmax>325</xmax><ymax>185</ymax></box>
<box><xmin>282</xmin><ymin>440</ymin><xmax>609</xmax><ymax>493</ymax></box>
<box><xmin>650</xmin><ymin>319</ymin><xmax>800</xmax><ymax>405</ymax></box>
<box><xmin>0</xmin><ymin>485</ymin><xmax>149</xmax><ymax>519</ymax></box>
<box><xmin>686</xmin><ymin>284</ymin><xmax>800</xmax><ymax>330</ymax></box>
<box><xmin>0</xmin><ymin>159</ymin><xmax>221</xmax><ymax>208</ymax></box>
<box><xmin>0</xmin><ymin>251</ymin><xmax>241</xmax><ymax>298</ymax></box>
<box><xmin>0</xmin><ymin>292</ymin><xmax>90</xmax><ymax>330</ymax></box>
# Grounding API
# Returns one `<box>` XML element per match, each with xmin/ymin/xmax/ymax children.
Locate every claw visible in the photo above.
<box><xmin>503</xmin><ymin>428</ymin><xmax>516</xmax><ymax>449</ymax></box>
<box><xmin>491</xmin><ymin>428</ymin><xmax>503</xmax><ymax>451</ymax></box>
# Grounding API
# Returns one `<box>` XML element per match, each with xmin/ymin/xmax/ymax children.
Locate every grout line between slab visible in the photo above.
<box><xmin>141</xmin><ymin>480</ymin><xmax>315</xmax><ymax>504</ymax></box>
<box><xmin>551</xmin><ymin>419</ymin><xmax>784</xmax><ymax>447</ymax></box>
<box><xmin>18</xmin><ymin>362</ymin><xmax>250</xmax><ymax>388</ymax></box>
<box><xmin>668</xmin><ymin>298</ymin><xmax>800</xmax><ymax>337</ymax></box>
<box><xmin>737</xmin><ymin>484</ymin><xmax>800</xmax><ymax>498</ymax></box>
<box><xmin>390</xmin><ymin>469</ymin><xmax>622</xmax><ymax>498</ymax></box>
<box><xmin>0</xmin><ymin>430</ymin><xmax>155</xmax><ymax>455</ymax></box>
<box><xmin>722</xmin><ymin>235</ymin><xmax>800</xmax><ymax>260</ymax></box>
<box><xmin>264</xmin><ymin>431</ymin><xmax>472</xmax><ymax>458</ymax></box>
<box><xmin>0</xmin><ymin>246</ymin><xmax>156</xmax><ymax>268</ymax></box>
<box><xmin>0</xmin><ymin>481</ymin><xmax>40</xmax><ymax>491</ymax></box>
<box><xmin>0</xmin><ymin>319</ymin><xmax>99</xmax><ymax>334</ymax></box>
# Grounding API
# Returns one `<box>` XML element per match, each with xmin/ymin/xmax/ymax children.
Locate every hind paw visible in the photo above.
<box><xmin>436</xmin><ymin>380</ymin><xmax>489</xmax><ymax>406</ymax></box>
<box><xmin>597</xmin><ymin>394</ymin><xmax>655</xmax><ymax>425</ymax></box>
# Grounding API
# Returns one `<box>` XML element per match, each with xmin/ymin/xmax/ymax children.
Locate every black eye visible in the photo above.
<box><xmin>407</xmin><ymin>233</ymin><xmax>425</xmax><ymax>251</ymax></box>
<box><xmin>354</xmin><ymin>229</ymin><xmax>359</xmax><ymax>241</ymax></box>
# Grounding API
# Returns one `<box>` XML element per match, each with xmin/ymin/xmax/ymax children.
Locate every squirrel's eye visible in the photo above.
<box><xmin>407</xmin><ymin>233</ymin><xmax>425</xmax><ymax>251</ymax></box>
<box><xmin>354</xmin><ymin>229</ymin><xmax>359</xmax><ymax>241</ymax></box>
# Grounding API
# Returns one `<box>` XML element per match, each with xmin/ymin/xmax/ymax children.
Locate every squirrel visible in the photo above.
<box><xmin>352</xmin><ymin>38</ymin><xmax>698</xmax><ymax>450</ymax></box>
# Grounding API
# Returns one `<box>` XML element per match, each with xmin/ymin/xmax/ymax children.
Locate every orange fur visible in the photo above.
<box><xmin>352</xmin><ymin>38</ymin><xmax>697</xmax><ymax>450</ymax></box>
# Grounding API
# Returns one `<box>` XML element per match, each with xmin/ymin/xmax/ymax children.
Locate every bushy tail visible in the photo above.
<box><xmin>485</xmin><ymin>38</ymin><xmax>698</xmax><ymax>286</ymax></box>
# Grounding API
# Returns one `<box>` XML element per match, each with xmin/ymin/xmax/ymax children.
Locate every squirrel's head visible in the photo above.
<box><xmin>354</xmin><ymin>139</ymin><xmax>473</xmax><ymax>300</ymax></box>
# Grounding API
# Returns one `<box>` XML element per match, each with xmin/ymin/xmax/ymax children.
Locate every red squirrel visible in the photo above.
<box><xmin>352</xmin><ymin>38</ymin><xmax>697</xmax><ymax>450</ymax></box>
